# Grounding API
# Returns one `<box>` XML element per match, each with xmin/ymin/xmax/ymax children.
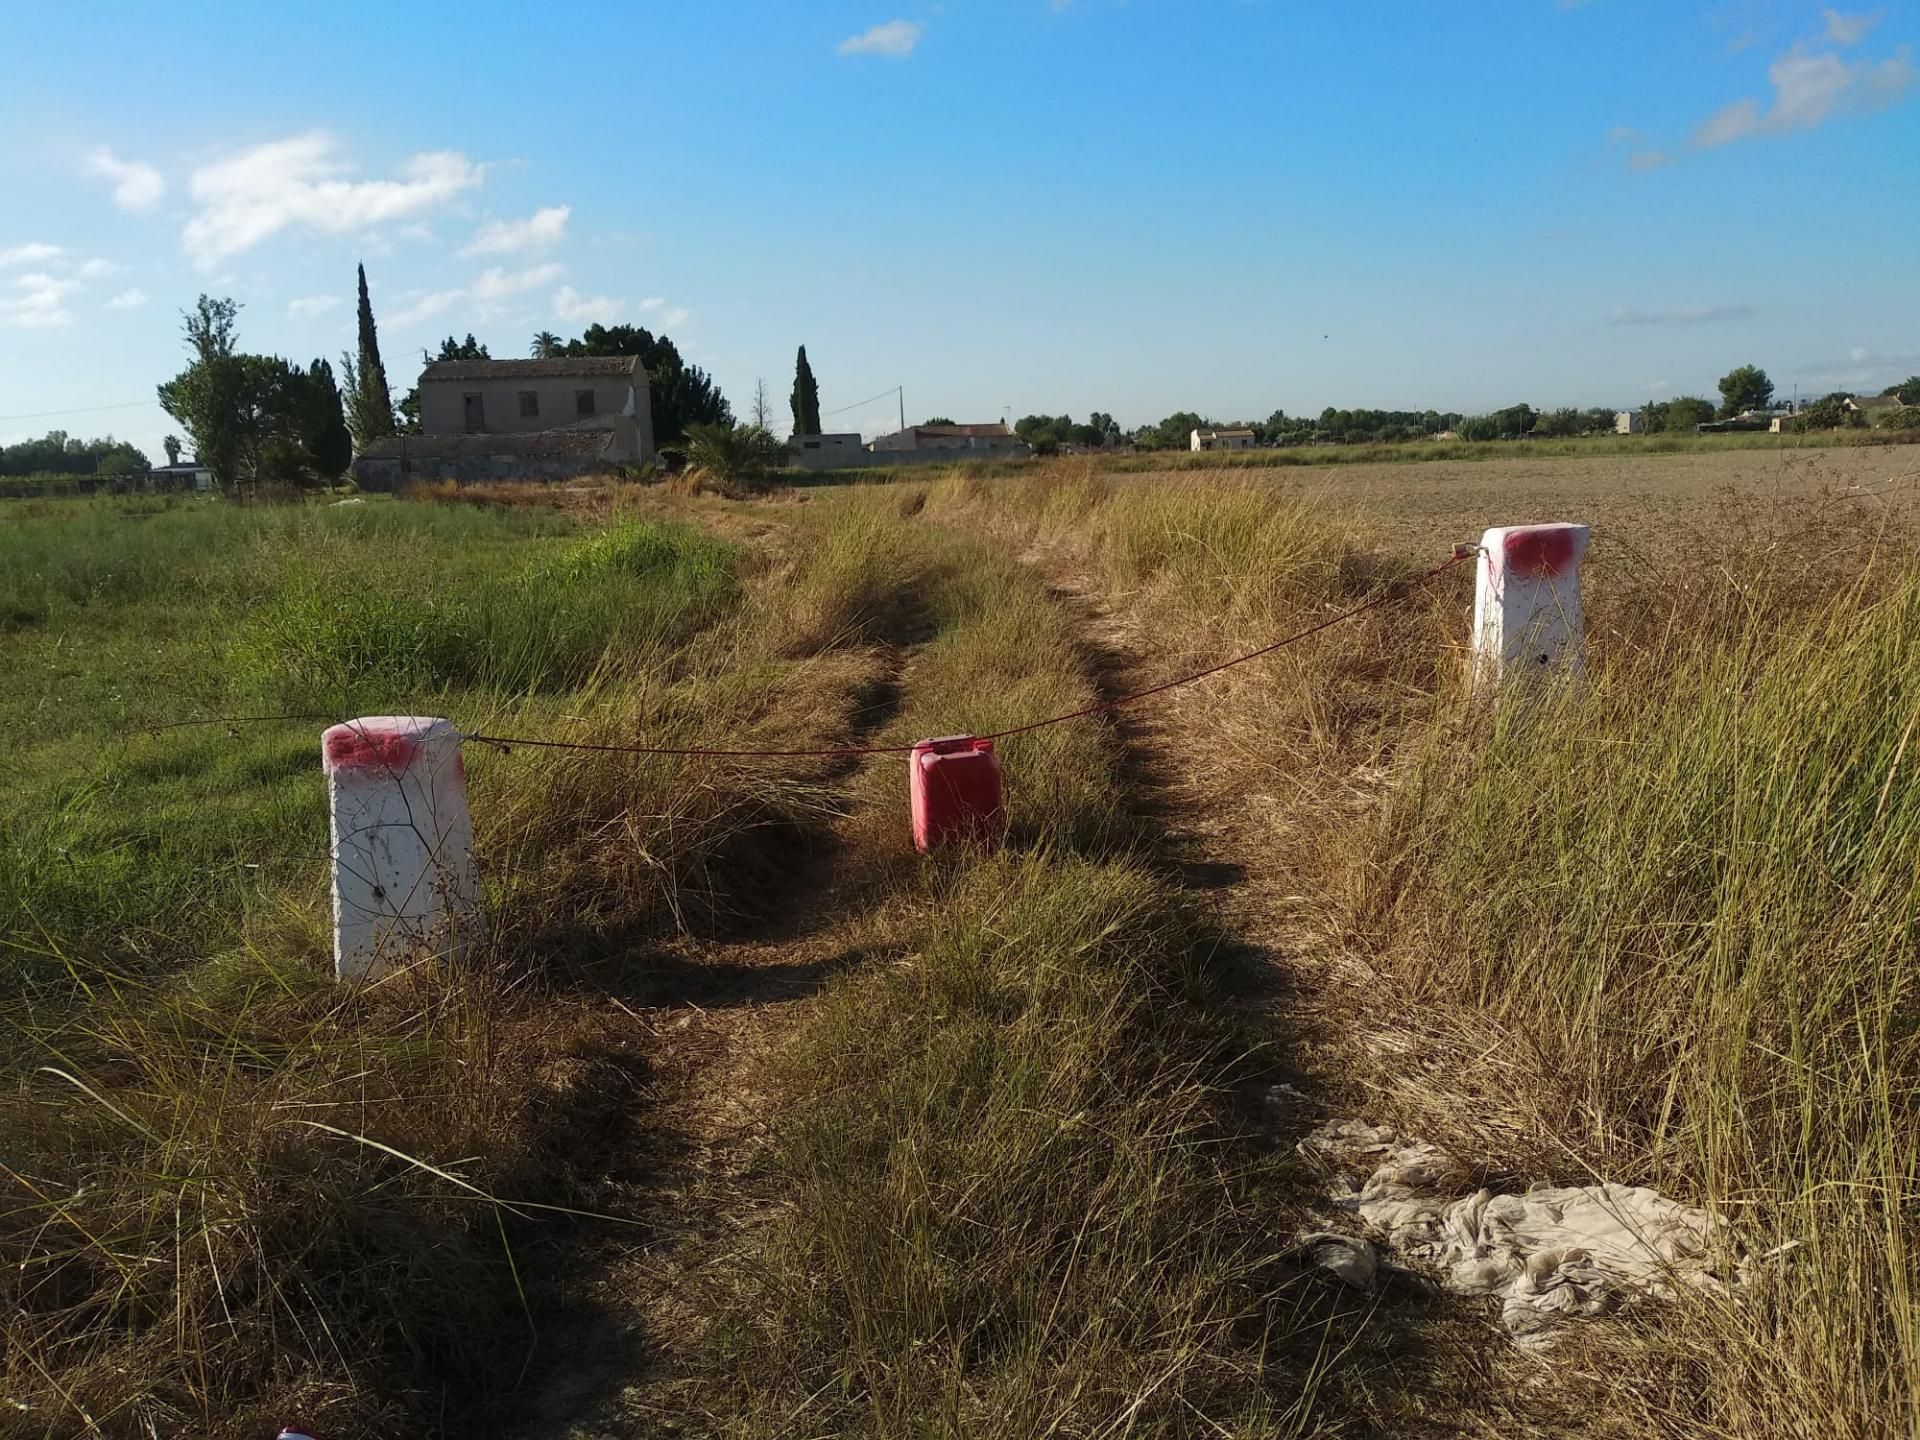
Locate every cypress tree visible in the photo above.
<box><xmin>790</xmin><ymin>345</ymin><xmax>821</xmax><ymax>436</ymax></box>
<box><xmin>353</xmin><ymin>263</ymin><xmax>395</xmax><ymax>443</ymax></box>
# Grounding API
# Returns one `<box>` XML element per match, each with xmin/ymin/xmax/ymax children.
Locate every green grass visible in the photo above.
<box><xmin>0</xmin><ymin>491</ymin><xmax>905</xmax><ymax>1437</ymax></box>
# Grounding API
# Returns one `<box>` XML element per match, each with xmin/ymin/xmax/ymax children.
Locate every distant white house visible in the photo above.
<box><xmin>1614</xmin><ymin>410</ymin><xmax>1645</xmax><ymax>435</ymax></box>
<box><xmin>1191</xmin><ymin>427</ymin><xmax>1255</xmax><ymax>452</ymax></box>
<box><xmin>1846</xmin><ymin>394</ymin><xmax>1902</xmax><ymax>419</ymax></box>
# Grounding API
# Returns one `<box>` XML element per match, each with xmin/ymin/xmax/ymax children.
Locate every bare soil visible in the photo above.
<box><xmin>1123</xmin><ymin>442</ymin><xmax>1920</xmax><ymax>557</ymax></box>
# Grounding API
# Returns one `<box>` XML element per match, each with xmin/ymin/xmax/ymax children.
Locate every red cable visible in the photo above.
<box><xmin>457</xmin><ymin>550</ymin><xmax>1469</xmax><ymax>761</ymax></box>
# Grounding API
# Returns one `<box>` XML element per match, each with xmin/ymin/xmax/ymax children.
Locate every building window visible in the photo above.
<box><xmin>463</xmin><ymin>393</ymin><xmax>484</xmax><ymax>434</ymax></box>
<box><xmin>575</xmin><ymin>389</ymin><xmax>595</xmax><ymax>417</ymax></box>
<box><xmin>518</xmin><ymin>391</ymin><xmax>540</xmax><ymax>418</ymax></box>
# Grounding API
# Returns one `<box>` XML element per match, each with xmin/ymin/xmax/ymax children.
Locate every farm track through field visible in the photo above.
<box><xmin>509</xmin><ymin>633</ymin><xmax>919</xmax><ymax>1437</ymax></box>
<box><xmin>1028</xmin><ymin>556</ymin><xmax>1628</xmax><ymax>1438</ymax></box>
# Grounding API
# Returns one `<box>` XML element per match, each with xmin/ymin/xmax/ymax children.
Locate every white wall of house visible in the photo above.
<box><xmin>419</xmin><ymin>373</ymin><xmax>653</xmax><ymax>459</ymax></box>
<box><xmin>788</xmin><ymin>432</ymin><xmax>867</xmax><ymax>470</ymax></box>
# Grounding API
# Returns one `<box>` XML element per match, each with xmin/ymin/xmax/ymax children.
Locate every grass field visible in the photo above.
<box><xmin>3</xmin><ymin>443</ymin><xmax>1917</xmax><ymax>1437</ymax></box>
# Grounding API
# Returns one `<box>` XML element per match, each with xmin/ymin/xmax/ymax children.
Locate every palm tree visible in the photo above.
<box><xmin>531</xmin><ymin>330</ymin><xmax>563</xmax><ymax>359</ymax></box>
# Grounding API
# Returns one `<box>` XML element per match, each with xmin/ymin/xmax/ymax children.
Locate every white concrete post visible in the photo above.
<box><xmin>322</xmin><ymin>716</ymin><xmax>479</xmax><ymax>981</ymax></box>
<box><xmin>1472</xmin><ymin>523</ymin><xmax>1589</xmax><ymax>688</ymax></box>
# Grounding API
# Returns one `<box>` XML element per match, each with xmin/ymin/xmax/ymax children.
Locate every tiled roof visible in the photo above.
<box><xmin>420</xmin><ymin>356</ymin><xmax>643</xmax><ymax>382</ymax></box>
<box><xmin>915</xmin><ymin>423</ymin><xmax>1012</xmax><ymax>438</ymax></box>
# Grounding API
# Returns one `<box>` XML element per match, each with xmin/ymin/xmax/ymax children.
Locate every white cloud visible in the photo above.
<box><xmin>85</xmin><ymin>147</ymin><xmax>166</xmax><ymax>213</ymax></box>
<box><xmin>459</xmin><ymin>205</ymin><xmax>570</xmax><ymax>256</ymax></box>
<box><xmin>2</xmin><ymin>272</ymin><xmax>82</xmax><ymax>328</ymax></box>
<box><xmin>1627</xmin><ymin>149</ymin><xmax>1671</xmax><ymax>171</ymax></box>
<box><xmin>288</xmin><ymin>294</ymin><xmax>341</xmax><ymax>319</ymax></box>
<box><xmin>838</xmin><ymin>19</ymin><xmax>922</xmax><ymax>57</ymax></box>
<box><xmin>552</xmin><ymin>285</ymin><xmax>621</xmax><ymax>325</ymax></box>
<box><xmin>0</xmin><ymin>242</ymin><xmax>62</xmax><ymax>268</ymax></box>
<box><xmin>383</xmin><ymin>263</ymin><xmax>564</xmax><ymax>330</ymax></box>
<box><xmin>1694</xmin><ymin>41</ymin><xmax>1912</xmax><ymax>146</ymax></box>
<box><xmin>182</xmin><ymin>131</ymin><xmax>485</xmax><ymax>268</ymax></box>
<box><xmin>1824</xmin><ymin>8</ymin><xmax>1880</xmax><ymax>46</ymax></box>
<box><xmin>76</xmin><ymin>257</ymin><xmax>123</xmax><ymax>279</ymax></box>
<box><xmin>1851</xmin><ymin>345</ymin><xmax>1870</xmax><ymax>361</ymax></box>
<box><xmin>386</xmin><ymin>288</ymin><xmax>466</xmax><ymax>330</ymax></box>
<box><xmin>470</xmin><ymin>262</ymin><xmax>564</xmax><ymax>302</ymax></box>
<box><xmin>1608</xmin><ymin>302</ymin><xmax>1758</xmax><ymax>326</ymax></box>
<box><xmin>631</xmin><ymin>295</ymin><xmax>691</xmax><ymax>329</ymax></box>
<box><xmin>106</xmin><ymin>287</ymin><xmax>148</xmax><ymax>309</ymax></box>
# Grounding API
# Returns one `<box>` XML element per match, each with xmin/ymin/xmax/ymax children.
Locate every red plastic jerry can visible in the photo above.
<box><xmin>909</xmin><ymin>736</ymin><xmax>1004</xmax><ymax>853</ymax></box>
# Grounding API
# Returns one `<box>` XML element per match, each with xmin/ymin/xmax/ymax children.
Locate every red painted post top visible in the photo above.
<box><xmin>909</xmin><ymin>736</ymin><xmax>1004</xmax><ymax>853</ymax></box>
<box><xmin>323</xmin><ymin>723</ymin><xmax>418</xmax><ymax>773</ymax></box>
<box><xmin>1499</xmin><ymin>524</ymin><xmax>1582</xmax><ymax>579</ymax></box>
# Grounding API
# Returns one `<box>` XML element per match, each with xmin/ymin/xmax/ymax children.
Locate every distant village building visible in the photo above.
<box><xmin>787</xmin><ymin>432</ymin><xmax>868</xmax><ymax>471</ymax></box>
<box><xmin>1846</xmin><ymin>394</ymin><xmax>1902</xmax><ymax>418</ymax></box>
<box><xmin>149</xmin><ymin>461</ymin><xmax>214</xmax><ymax>492</ymax></box>
<box><xmin>1614</xmin><ymin>410</ymin><xmax>1645</xmax><ymax>435</ymax></box>
<box><xmin>868</xmin><ymin>422</ymin><xmax>1029</xmax><ymax>457</ymax></box>
<box><xmin>351</xmin><ymin>356</ymin><xmax>654</xmax><ymax>488</ymax></box>
<box><xmin>1190</xmin><ymin>427</ymin><xmax>1255</xmax><ymax>452</ymax></box>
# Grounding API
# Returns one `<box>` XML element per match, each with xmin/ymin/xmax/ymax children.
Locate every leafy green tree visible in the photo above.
<box><xmin>1147</xmin><ymin>411</ymin><xmax>1205</xmax><ymax>449</ymax></box>
<box><xmin>923</xmin><ymin>416</ymin><xmax>955</xmax><ymax>427</ymax></box>
<box><xmin>1088</xmin><ymin>411</ymin><xmax>1123</xmax><ymax>446</ymax></box>
<box><xmin>1885</xmin><ymin>375</ymin><xmax>1920</xmax><ymax>405</ymax></box>
<box><xmin>531</xmin><ymin>330</ymin><xmax>563</xmax><ymax>359</ymax></box>
<box><xmin>349</xmin><ymin>262</ymin><xmax>395</xmax><ymax>446</ymax></box>
<box><xmin>434</xmin><ymin>333</ymin><xmax>489</xmax><ymax>362</ymax></box>
<box><xmin>1015</xmin><ymin>414</ymin><xmax>1076</xmax><ymax>453</ymax></box>
<box><xmin>558</xmin><ymin>323</ymin><xmax>730</xmax><ymax>443</ymax></box>
<box><xmin>158</xmin><ymin>295</ymin><xmax>246</xmax><ymax>490</ymax></box>
<box><xmin>1791</xmin><ymin>395</ymin><xmax>1859</xmax><ymax>432</ymax></box>
<box><xmin>1716</xmin><ymin>364</ymin><xmax>1774</xmax><ymax>418</ymax></box>
<box><xmin>301</xmin><ymin>358</ymin><xmax>354</xmax><ymax>479</ymax></box>
<box><xmin>790</xmin><ymin>345</ymin><xmax>821</xmax><ymax>436</ymax></box>
<box><xmin>162</xmin><ymin>435</ymin><xmax>182</xmax><ymax>467</ymax></box>
<box><xmin>0</xmin><ymin>431</ymin><xmax>149</xmax><ymax>477</ymax></box>
<box><xmin>1664</xmin><ymin>395</ymin><xmax>1717</xmax><ymax>431</ymax></box>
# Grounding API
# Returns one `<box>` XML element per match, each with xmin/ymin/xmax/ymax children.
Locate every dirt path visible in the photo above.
<box><xmin>1035</xmin><ymin>562</ymin><xmax>1610</xmax><ymax>1439</ymax></box>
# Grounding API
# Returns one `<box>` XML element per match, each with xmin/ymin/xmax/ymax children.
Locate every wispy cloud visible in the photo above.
<box><xmin>838</xmin><ymin>19</ymin><xmax>922</xmax><ymax>57</ymax></box>
<box><xmin>106</xmin><ymin>287</ymin><xmax>148</xmax><ymax>310</ymax></box>
<box><xmin>1693</xmin><ymin>40</ymin><xmax>1912</xmax><ymax>146</ymax></box>
<box><xmin>637</xmin><ymin>295</ymin><xmax>692</xmax><ymax>329</ymax></box>
<box><xmin>85</xmin><ymin>147</ymin><xmax>166</xmax><ymax>213</ymax></box>
<box><xmin>1607</xmin><ymin>303</ymin><xmax>1758</xmax><ymax>326</ymax></box>
<box><xmin>1627</xmin><ymin>149</ymin><xmax>1671</xmax><ymax>170</ymax></box>
<box><xmin>553</xmin><ymin>285</ymin><xmax>622</xmax><ymax>325</ymax></box>
<box><xmin>76</xmin><ymin>257</ymin><xmax>123</xmax><ymax>280</ymax></box>
<box><xmin>386</xmin><ymin>263</ymin><xmax>562</xmax><ymax>329</ymax></box>
<box><xmin>2</xmin><ymin>272</ymin><xmax>82</xmax><ymax>328</ymax></box>
<box><xmin>0</xmin><ymin>242</ymin><xmax>62</xmax><ymax>268</ymax></box>
<box><xmin>182</xmin><ymin>131</ymin><xmax>484</xmax><ymax>269</ymax></box>
<box><xmin>458</xmin><ymin>204</ymin><xmax>570</xmax><ymax>257</ymax></box>
<box><xmin>1824</xmin><ymin>8</ymin><xmax>1880</xmax><ymax>45</ymax></box>
<box><xmin>288</xmin><ymin>294</ymin><xmax>341</xmax><ymax>319</ymax></box>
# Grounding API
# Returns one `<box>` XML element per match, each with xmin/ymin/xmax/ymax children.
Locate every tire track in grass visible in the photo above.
<box><xmin>509</xmin><ymin>512</ymin><xmax>938</xmax><ymax>1437</ymax></box>
<box><xmin>1023</xmin><ymin>558</ymin><xmax>1572</xmax><ymax>1439</ymax></box>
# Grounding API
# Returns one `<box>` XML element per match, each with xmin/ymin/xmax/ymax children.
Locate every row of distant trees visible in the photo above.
<box><xmin>1016</xmin><ymin>366</ymin><xmax>1920</xmax><ymax>454</ymax></box>
<box><xmin>0</xmin><ymin>431</ymin><xmax>153</xmax><ymax>477</ymax></box>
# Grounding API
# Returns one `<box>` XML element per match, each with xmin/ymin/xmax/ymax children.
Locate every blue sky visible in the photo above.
<box><xmin>2</xmin><ymin>0</ymin><xmax>1915</xmax><ymax>457</ymax></box>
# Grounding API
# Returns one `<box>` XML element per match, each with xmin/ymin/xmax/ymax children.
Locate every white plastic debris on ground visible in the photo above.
<box><xmin>1298</xmin><ymin>1120</ymin><xmax>1735</xmax><ymax>1347</ymax></box>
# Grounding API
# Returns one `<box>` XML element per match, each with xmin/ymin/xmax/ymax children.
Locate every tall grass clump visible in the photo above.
<box><xmin>1363</xmin><ymin>568</ymin><xmax>1920</xmax><ymax>1435</ymax></box>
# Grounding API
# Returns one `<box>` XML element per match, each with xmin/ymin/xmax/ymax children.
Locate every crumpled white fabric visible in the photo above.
<box><xmin>1298</xmin><ymin>1120</ymin><xmax>1734</xmax><ymax>1346</ymax></box>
